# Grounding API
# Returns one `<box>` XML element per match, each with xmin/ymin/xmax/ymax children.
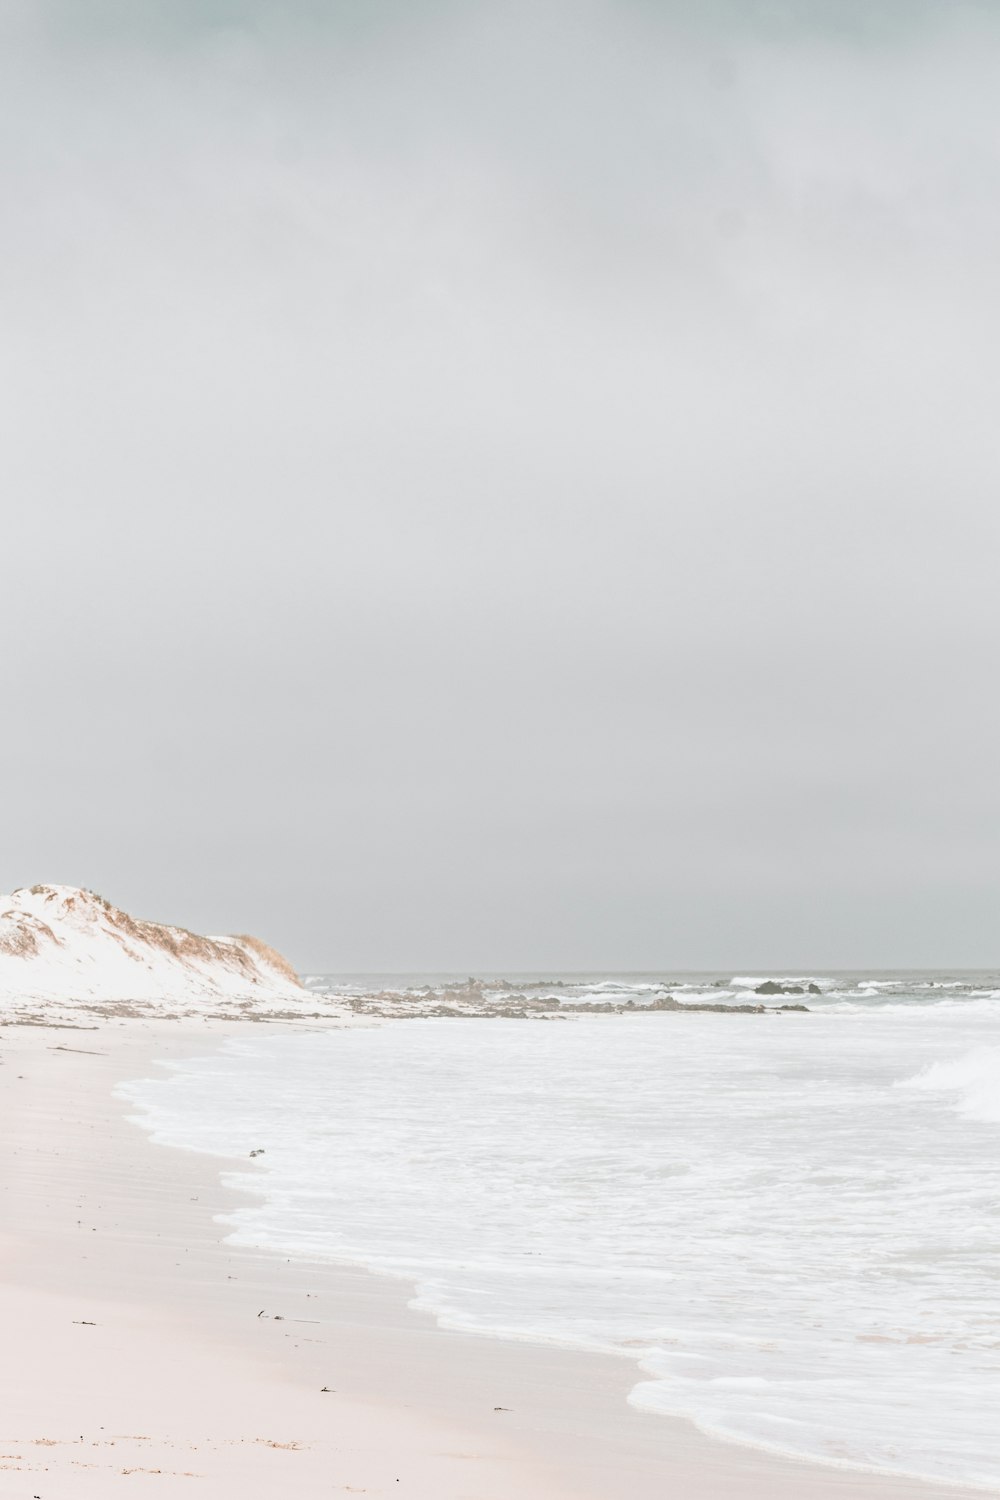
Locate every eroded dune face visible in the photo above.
<box><xmin>0</xmin><ymin>884</ymin><xmax>305</xmax><ymax>1005</ymax></box>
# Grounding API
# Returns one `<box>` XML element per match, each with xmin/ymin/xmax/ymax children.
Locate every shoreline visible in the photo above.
<box><xmin>0</xmin><ymin>1013</ymin><xmax>986</xmax><ymax>1498</ymax></box>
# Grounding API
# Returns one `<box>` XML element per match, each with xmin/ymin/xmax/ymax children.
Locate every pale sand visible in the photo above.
<box><xmin>0</xmin><ymin>1016</ymin><xmax>984</xmax><ymax>1499</ymax></box>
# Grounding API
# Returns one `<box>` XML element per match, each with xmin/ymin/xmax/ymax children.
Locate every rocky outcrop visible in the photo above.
<box><xmin>755</xmin><ymin>980</ymin><xmax>821</xmax><ymax>996</ymax></box>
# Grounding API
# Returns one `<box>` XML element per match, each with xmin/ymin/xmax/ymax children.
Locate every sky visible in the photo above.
<box><xmin>1</xmin><ymin>0</ymin><xmax>998</xmax><ymax>971</ymax></box>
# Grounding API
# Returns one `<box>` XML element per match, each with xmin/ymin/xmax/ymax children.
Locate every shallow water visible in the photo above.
<box><xmin>121</xmin><ymin>978</ymin><xmax>1000</xmax><ymax>1489</ymax></box>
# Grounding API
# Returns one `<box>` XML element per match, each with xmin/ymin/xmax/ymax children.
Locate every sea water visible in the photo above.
<box><xmin>119</xmin><ymin>974</ymin><xmax>1000</xmax><ymax>1490</ymax></box>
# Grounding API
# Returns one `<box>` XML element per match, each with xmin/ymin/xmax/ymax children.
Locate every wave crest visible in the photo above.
<box><xmin>900</xmin><ymin>1047</ymin><xmax>1000</xmax><ymax>1123</ymax></box>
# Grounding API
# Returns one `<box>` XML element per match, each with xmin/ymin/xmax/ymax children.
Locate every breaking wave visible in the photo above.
<box><xmin>900</xmin><ymin>1046</ymin><xmax>1000</xmax><ymax>1123</ymax></box>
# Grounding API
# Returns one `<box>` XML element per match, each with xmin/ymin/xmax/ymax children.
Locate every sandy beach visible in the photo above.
<box><xmin>0</xmin><ymin>1014</ymin><xmax>984</xmax><ymax>1500</ymax></box>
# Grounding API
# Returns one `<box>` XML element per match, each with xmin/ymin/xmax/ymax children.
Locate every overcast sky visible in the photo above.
<box><xmin>1</xmin><ymin>0</ymin><xmax>998</xmax><ymax>971</ymax></box>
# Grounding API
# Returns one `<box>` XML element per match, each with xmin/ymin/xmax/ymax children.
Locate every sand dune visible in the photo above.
<box><xmin>0</xmin><ymin>885</ymin><xmax>306</xmax><ymax>1009</ymax></box>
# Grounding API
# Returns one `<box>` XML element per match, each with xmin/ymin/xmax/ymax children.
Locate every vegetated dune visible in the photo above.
<box><xmin>0</xmin><ymin>884</ymin><xmax>306</xmax><ymax>1006</ymax></box>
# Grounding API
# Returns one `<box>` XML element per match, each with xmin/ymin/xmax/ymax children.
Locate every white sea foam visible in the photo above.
<box><xmin>901</xmin><ymin>1046</ymin><xmax>1000</xmax><ymax>1123</ymax></box>
<box><xmin>121</xmin><ymin>993</ymin><xmax>1000</xmax><ymax>1490</ymax></box>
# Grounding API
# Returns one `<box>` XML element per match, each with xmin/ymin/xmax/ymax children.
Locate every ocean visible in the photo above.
<box><xmin>119</xmin><ymin>972</ymin><xmax>1000</xmax><ymax>1490</ymax></box>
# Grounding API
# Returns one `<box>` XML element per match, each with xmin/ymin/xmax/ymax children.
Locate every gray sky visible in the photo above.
<box><xmin>1</xmin><ymin>0</ymin><xmax>998</xmax><ymax>971</ymax></box>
